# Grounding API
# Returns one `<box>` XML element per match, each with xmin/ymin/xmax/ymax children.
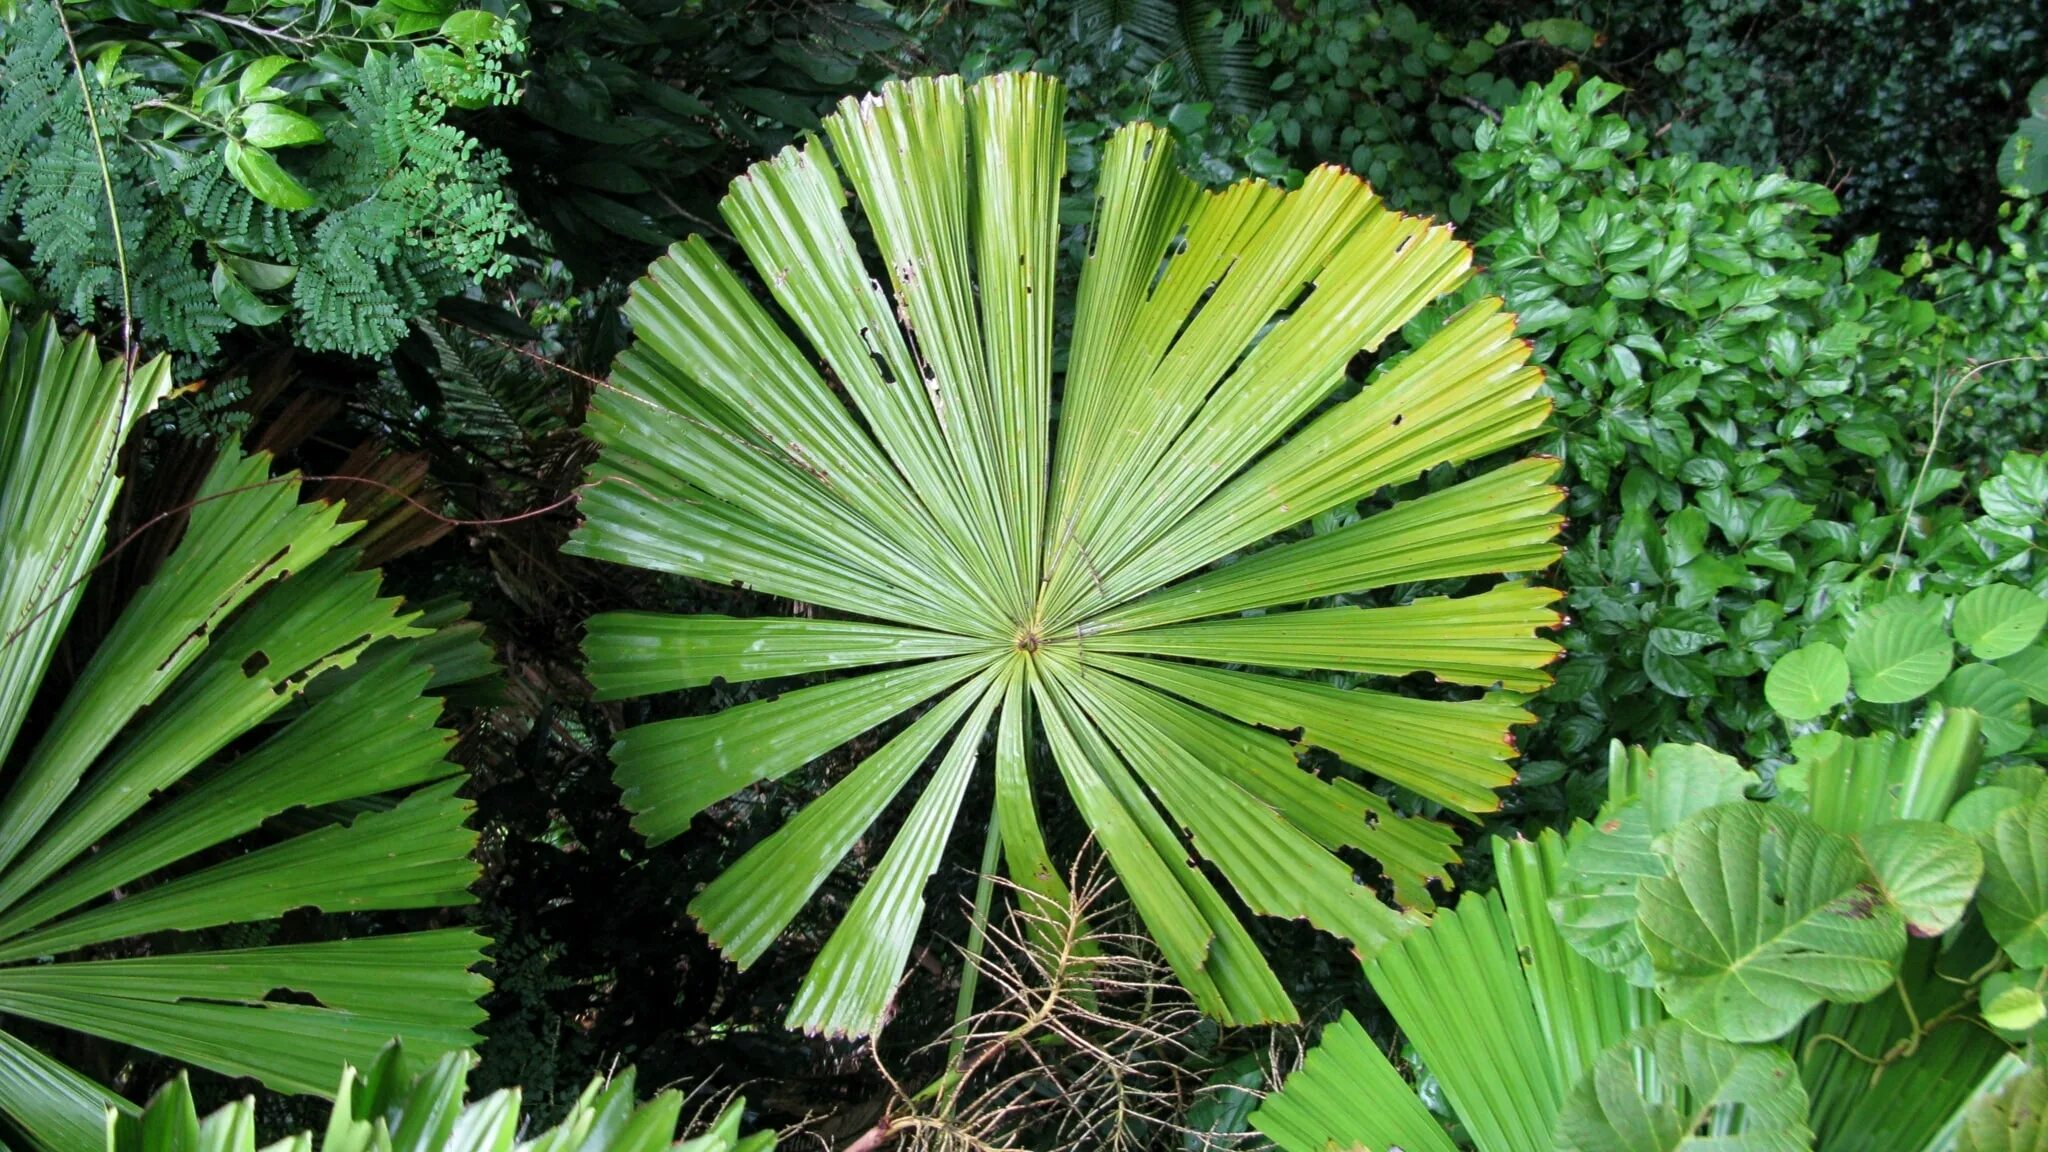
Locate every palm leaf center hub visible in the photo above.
<box><xmin>572</xmin><ymin>72</ymin><xmax>1567</xmax><ymax>1037</ymax></box>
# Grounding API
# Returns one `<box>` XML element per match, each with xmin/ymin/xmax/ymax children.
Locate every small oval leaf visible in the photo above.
<box><xmin>1765</xmin><ymin>642</ymin><xmax>1850</xmax><ymax>721</ymax></box>
<box><xmin>1954</xmin><ymin>584</ymin><xmax>2048</xmax><ymax>660</ymax></box>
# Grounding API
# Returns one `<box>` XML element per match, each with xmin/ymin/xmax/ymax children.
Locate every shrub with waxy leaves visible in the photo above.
<box><xmin>1456</xmin><ymin>74</ymin><xmax>1945</xmax><ymax>763</ymax></box>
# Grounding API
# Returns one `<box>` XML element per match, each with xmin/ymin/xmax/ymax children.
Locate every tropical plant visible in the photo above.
<box><xmin>1907</xmin><ymin>200</ymin><xmax>2048</xmax><ymax>472</ymax></box>
<box><xmin>0</xmin><ymin>311</ymin><xmax>488</xmax><ymax>1150</ymax></box>
<box><xmin>117</xmin><ymin>1041</ymin><xmax>771</xmax><ymax>1152</ymax></box>
<box><xmin>1602</xmin><ymin>0</ymin><xmax>2045</xmax><ymax>244</ymax></box>
<box><xmin>569</xmin><ymin>71</ymin><xmax>1564</xmax><ymax>1036</ymax></box>
<box><xmin>1250</xmin><ymin>825</ymin><xmax>1666</xmax><ymax>1152</ymax></box>
<box><xmin>489</xmin><ymin>0</ymin><xmax>898</xmax><ymax>282</ymax></box>
<box><xmin>1451</xmin><ymin>73</ymin><xmax>1948</xmax><ymax>766</ymax></box>
<box><xmin>0</xmin><ymin>0</ymin><xmax>524</xmax><ymax>359</ymax></box>
<box><xmin>1763</xmin><ymin>581</ymin><xmax>2048</xmax><ymax>754</ymax></box>
<box><xmin>1255</xmin><ymin>705</ymin><xmax>2025</xmax><ymax>1152</ymax></box>
<box><xmin>1069</xmin><ymin>0</ymin><xmax>1261</xmax><ymax>113</ymax></box>
<box><xmin>1906</xmin><ymin>450</ymin><xmax>2048</xmax><ymax>592</ymax></box>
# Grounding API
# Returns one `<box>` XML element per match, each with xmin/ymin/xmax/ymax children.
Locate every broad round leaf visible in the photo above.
<box><xmin>1638</xmin><ymin>803</ymin><xmax>1905</xmax><ymax>1042</ymax></box>
<box><xmin>1554</xmin><ymin>745</ymin><xmax>1752</xmax><ymax>984</ymax></box>
<box><xmin>1554</xmin><ymin>799</ymin><xmax>1661</xmax><ymax>985</ymax></box>
<box><xmin>1639</xmin><ymin>744</ymin><xmax>1752</xmax><ymax>835</ymax></box>
<box><xmin>1844</xmin><ymin>607</ymin><xmax>1954</xmax><ymax>705</ymax></box>
<box><xmin>1937</xmin><ymin>663</ymin><xmax>2034</xmax><ymax>756</ymax></box>
<box><xmin>1856</xmin><ymin>819</ymin><xmax>1982</xmax><ymax>937</ymax></box>
<box><xmin>1954</xmin><ymin>584</ymin><xmax>2048</xmax><ymax>660</ymax></box>
<box><xmin>1980</xmin><ymin>972</ymin><xmax>2048</xmax><ymax>1034</ymax></box>
<box><xmin>1998</xmin><ymin>646</ymin><xmax>2048</xmax><ymax>704</ymax></box>
<box><xmin>1555</xmin><ymin>1021</ymin><xmax>1812</xmax><ymax>1152</ymax></box>
<box><xmin>1979</xmin><ymin>790</ymin><xmax>2048</xmax><ymax>967</ymax></box>
<box><xmin>1950</xmin><ymin>785</ymin><xmax>2029</xmax><ymax>837</ymax></box>
<box><xmin>1957</xmin><ymin>1066</ymin><xmax>2048</xmax><ymax>1152</ymax></box>
<box><xmin>0</xmin><ymin>315</ymin><xmax>487</xmax><ymax>1150</ymax></box>
<box><xmin>1763</xmin><ymin>642</ymin><xmax>1849</xmax><ymax>721</ymax></box>
<box><xmin>568</xmin><ymin>74</ymin><xmax>1564</xmax><ymax>1035</ymax></box>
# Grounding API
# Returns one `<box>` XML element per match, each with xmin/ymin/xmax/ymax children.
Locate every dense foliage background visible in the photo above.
<box><xmin>3</xmin><ymin>0</ymin><xmax>2047</xmax><ymax>1146</ymax></box>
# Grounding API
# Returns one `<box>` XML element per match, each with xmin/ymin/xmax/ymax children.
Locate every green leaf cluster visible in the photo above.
<box><xmin>0</xmin><ymin>0</ymin><xmax>525</xmax><ymax>360</ymax></box>
<box><xmin>1455</xmin><ymin>73</ymin><xmax>1961</xmax><ymax>763</ymax></box>
<box><xmin>1257</xmin><ymin>701</ymin><xmax>2037</xmax><ymax>1152</ymax></box>
<box><xmin>1905</xmin><ymin>199</ymin><xmax>2048</xmax><ymax>472</ymax></box>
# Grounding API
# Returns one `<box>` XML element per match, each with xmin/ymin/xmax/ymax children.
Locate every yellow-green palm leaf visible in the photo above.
<box><xmin>570</xmin><ymin>72</ymin><xmax>1563</xmax><ymax>1036</ymax></box>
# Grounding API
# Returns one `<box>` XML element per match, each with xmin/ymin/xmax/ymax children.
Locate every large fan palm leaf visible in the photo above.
<box><xmin>0</xmin><ymin>313</ymin><xmax>488</xmax><ymax>1151</ymax></box>
<box><xmin>570</xmin><ymin>72</ymin><xmax>1563</xmax><ymax>1036</ymax></box>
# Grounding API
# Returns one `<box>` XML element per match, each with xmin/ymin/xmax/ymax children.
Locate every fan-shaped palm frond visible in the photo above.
<box><xmin>118</xmin><ymin>1041</ymin><xmax>772</xmax><ymax>1152</ymax></box>
<box><xmin>0</xmin><ymin>312</ymin><xmax>488</xmax><ymax>1151</ymax></box>
<box><xmin>569</xmin><ymin>73</ymin><xmax>1562</xmax><ymax>1036</ymax></box>
<box><xmin>1252</xmin><ymin>832</ymin><xmax>1664</xmax><ymax>1152</ymax></box>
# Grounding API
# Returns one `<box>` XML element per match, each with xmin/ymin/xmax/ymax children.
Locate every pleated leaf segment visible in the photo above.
<box><xmin>570</xmin><ymin>73</ymin><xmax>1563</xmax><ymax>1037</ymax></box>
<box><xmin>0</xmin><ymin>313</ymin><xmax>488</xmax><ymax>1152</ymax></box>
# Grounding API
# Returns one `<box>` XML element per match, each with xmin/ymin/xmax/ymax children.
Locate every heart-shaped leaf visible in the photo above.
<box><xmin>1555</xmin><ymin>1021</ymin><xmax>1812</xmax><ymax>1152</ymax></box>
<box><xmin>1997</xmin><ymin>646</ymin><xmax>2048</xmax><ymax>704</ymax></box>
<box><xmin>1979</xmin><ymin>790</ymin><xmax>2048</xmax><ymax>967</ymax></box>
<box><xmin>1937</xmin><ymin>664</ymin><xmax>2034</xmax><ymax>756</ymax></box>
<box><xmin>1954</xmin><ymin>585</ymin><xmax>2048</xmax><ymax>660</ymax></box>
<box><xmin>1555</xmin><ymin>800</ymin><xmax>1661</xmax><ymax>985</ymax></box>
<box><xmin>1856</xmin><ymin>819</ymin><xmax>1982</xmax><ymax>937</ymax></box>
<box><xmin>1764</xmin><ymin>642</ymin><xmax>1849</xmax><ymax>721</ymax></box>
<box><xmin>1555</xmin><ymin>746</ymin><xmax>1754</xmax><ymax>984</ymax></box>
<box><xmin>1639</xmin><ymin>803</ymin><xmax>1905</xmax><ymax>1042</ymax></box>
<box><xmin>1845</xmin><ymin>608</ymin><xmax>1953</xmax><ymax>705</ymax></box>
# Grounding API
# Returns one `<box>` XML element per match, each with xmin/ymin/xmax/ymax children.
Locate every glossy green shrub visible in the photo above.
<box><xmin>1905</xmin><ymin>196</ymin><xmax>2048</xmax><ymax>471</ymax></box>
<box><xmin>1242</xmin><ymin>1</ymin><xmax>1528</xmax><ymax>214</ymax></box>
<box><xmin>0</xmin><ymin>0</ymin><xmax>524</xmax><ymax>360</ymax></box>
<box><xmin>1455</xmin><ymin>74</ymin><xmax>1944</xmax><ymax>762</ymax></box>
